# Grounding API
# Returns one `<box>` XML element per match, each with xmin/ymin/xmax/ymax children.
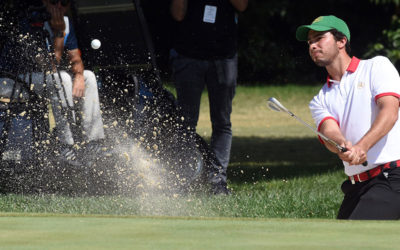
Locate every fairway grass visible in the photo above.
<box><xmin>0</xmin><ymin>213</ymin><xmax>399</xmax><ymax>249</ymax></box>
<box><xmin>197</xmin><ymin>84</ymin><xmax>321</xmax><ymax>138</ymax></box>
<box><xmin>0</xmin><ymin>170</ymin><xmax>342</xmax><ymax>218</ymax></box>
<box><xmin>1</xmin><ymin>85</ymin><xmax>345</xmax><ymax>219</ymax></box>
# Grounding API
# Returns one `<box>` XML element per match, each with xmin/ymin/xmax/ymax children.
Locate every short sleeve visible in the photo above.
<box><xmin>370</xmin><ymin>56</ymin><xmax>400</xmax><ymax>102</ymax></box>
<box><xmin>309</xmin><ymin>88</ymin><xmax>337</xmax><ymax>130</ymax></box>
<box><xmin>64</xmin><ymin>19</ymin><xmax>79</xmax><ymax>51</ymax></box>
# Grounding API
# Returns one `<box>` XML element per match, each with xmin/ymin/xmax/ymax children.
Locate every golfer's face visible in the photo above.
<box><xmin>307</xmin><ymin>30</ymin><xmax>339</xmax><ymax>67</ymax></box>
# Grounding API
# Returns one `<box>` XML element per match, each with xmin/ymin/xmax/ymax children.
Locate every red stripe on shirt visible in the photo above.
<box><xmin>375</xmin><ymin>92</ymin><xmax>400</xmax><ymax>104</ymax></box>
<box><xmin>317</xmin><ymin>116</ymin><xmax>339</xmax><ymax>144</ymax></box>
<box><xmin>327</xmin><ymin>57</ymin><xmax>360</xmax><ymax>88</ymax></box>
<box><xmin>347</xmin><ymin>57</ymin><xmax>360</xmax><ymax>73</ymax></box>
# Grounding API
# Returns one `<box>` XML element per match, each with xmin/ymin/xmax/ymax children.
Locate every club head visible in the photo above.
<box><xmin>267</xmin><ymin>99</ymin><xmax>281</xmax><ymax>112</ymax></box>
<box><xmin>267</xmin><ymin>97</ymin><xmax>287</xmax><ymax>112</ymax></box>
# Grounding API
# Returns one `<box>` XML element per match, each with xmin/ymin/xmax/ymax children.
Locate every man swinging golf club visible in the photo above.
<box><xmin>296</xmin><ymin>15</ymin><xmax>400</xmax><ymax>219</ymax></box>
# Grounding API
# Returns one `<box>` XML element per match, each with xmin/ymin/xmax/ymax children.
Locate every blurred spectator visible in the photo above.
<box><xmin>170</xmin><ymin>0</ymin><xmax>248</xmax><ymax>194</ymax></box>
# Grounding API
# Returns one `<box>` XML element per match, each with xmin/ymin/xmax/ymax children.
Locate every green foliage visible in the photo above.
<box><xmin>363</xmin><ymin>0</ymin><xmax>400</xmax><ymax>65</ymax></box>
<box><xmin>237</xmin><ymin>0</ymin><xmax>303</xmax><ymax>84</ymax></box>
<box><xmin>370</xmin><ymin>0</ymin><xmax>400</xmax><ymax>5</ymax></box>
<box><xmin>236</xmin><ymin>0</ymin><xmax>397</xmax><ymax>83</ymax></box>
<box><xmin>364</xmin><ymin>15</ymin><xmax>400</xmax><ymax>66</ymax></box>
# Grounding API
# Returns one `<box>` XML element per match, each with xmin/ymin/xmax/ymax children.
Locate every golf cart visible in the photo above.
<box><xmin>0</xmin><ymin>0</ymin><xmax>225</xmax><ymax>195</ymax></box>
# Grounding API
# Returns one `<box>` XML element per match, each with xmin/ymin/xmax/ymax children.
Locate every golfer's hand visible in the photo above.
<box><xmin>338</xmin><ymin>141</ymin><xmax>352</xmax><ymax>163</ymax></box>
<box><xmin>48</xmin><ymin>4</ymin><xmax>67</xmax><ymax>32</ymax></box>
<box><xmin>72</xmin><ymin>74</ymin><xmax>85</xmax><ymax>98</ymax></box>
<box><xmin>339</xmin><ymin>141</ymin><xmax>367</xmax><ymax>166</ymax></box>
<box><xmin>351</xmin><ymin>144</ymin><xmax>368</xmax><ymax>165</ymax></box>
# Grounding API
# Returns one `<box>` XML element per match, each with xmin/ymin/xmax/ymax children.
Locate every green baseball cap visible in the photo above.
<box><xmin>296</xmin><ymin>15</ymin><xmax>350</xmax><ymax>41</ymax></box>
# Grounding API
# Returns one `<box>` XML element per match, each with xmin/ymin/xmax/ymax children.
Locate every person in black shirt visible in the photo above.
<box><xmin>170</xmin><ymin>0</ymin><xmax>248</xmax><ymax>194</ymax></box>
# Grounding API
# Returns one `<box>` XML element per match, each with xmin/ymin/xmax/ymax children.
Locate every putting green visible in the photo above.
<box><xmin>0</xmin><ymin>213</ymin><xmax>398</xmax><ymax>249</ymax></box>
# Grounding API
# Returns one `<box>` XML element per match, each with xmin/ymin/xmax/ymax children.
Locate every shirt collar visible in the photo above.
<box><xmin>327</xmin><ymin>56</ymin><xmax>360</xmax><ymax>87</ymax></box>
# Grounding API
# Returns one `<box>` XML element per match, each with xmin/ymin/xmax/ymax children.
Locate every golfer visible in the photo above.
<box><xmin>296</xmin><ymin>15</ymin><xmax>400</xmax><ymax>220</ymax></box>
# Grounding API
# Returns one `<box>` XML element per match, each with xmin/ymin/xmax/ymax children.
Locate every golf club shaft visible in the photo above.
<box><xmin>289</xmin><ymin>112</ymin><xmax>345</xmax><ymax>151</ymax></box>
<box><xmin>272</xmin><ymin>99</ymin><xmax>368</xmax><ymax>166</ymax></box>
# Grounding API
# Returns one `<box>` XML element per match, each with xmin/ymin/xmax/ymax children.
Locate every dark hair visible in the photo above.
<box><xmin>330</xmin><ymin>29</ymin><xmax>351</xmax><ymax>55</ymax></box>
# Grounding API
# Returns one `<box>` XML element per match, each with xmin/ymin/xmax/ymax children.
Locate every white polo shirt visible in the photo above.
<box><xmin>309</xmin><ymin>56</ymin><xmax>400</xmax><ymax>176</ymax></box>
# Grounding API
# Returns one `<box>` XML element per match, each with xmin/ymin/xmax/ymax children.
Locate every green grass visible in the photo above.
<box><xmin>1</xmin><ymin>84</ymin><xmax>387</xmax><ymax>249</ymax></box>
<box><xmin>0</xmin><ymin>214</ymin><xmax>399</xmax><ymax>249</ymax></box>
<box><xmin>1</xmin><ymin>84</ymin><xmax>345</xmax><ymax>219</ymax></box>
<box><xmin>0</xmin><ymin>170</ymin><xmax>341</xmax><ymax>218</ymax></box>
<box><xmin>197</xmin><ymin>84</ymin><xmax>321</xmax><ymax>137</ymax></box>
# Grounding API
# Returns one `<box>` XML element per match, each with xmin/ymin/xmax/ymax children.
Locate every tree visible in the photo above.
<box><xmin>237</xmin><ymin>0</ymin><xmax>393</xmax><ymax>83</ymax></box>
<box><xmin>364</xmin><ymin>0</ymin><xmax>400</xmax><ymax>67</ymax></box>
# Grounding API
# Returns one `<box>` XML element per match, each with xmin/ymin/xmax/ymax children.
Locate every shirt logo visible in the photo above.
<box><xmin>357</xmin><ymin>81</ymin><xmax>365</xmax><ymax>89</ymax></box>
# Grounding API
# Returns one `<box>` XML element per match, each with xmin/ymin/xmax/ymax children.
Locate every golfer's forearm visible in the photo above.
<box><xmin>323</xmin><ymin>141</ymin><xmax>340</xmax><ymax>153</ymax></box>
<box><xmin>68</xmin><ymin>49</ymin><xmax>84</xmax><ymax>76</ymax></box>
<box><xmin>170</xmin><ymin>0</ymin><xmax>187</xmax><ymax>21</ymax></box>
<box><xmin>230</xmin><ymin>0</ymin><xmax>248</xmax><ymax>12</ymax></box>
<box><xmin>53</xmin><ymin>37</ymin><xmax>65</xmax><ymax>64</ymax></box>
<box><xmin>70</xmin><ymin>58</ymin><xmax>84</xmax><ymax>77</ymax></box>
<box><xmin>356</xmin><ymin>97</ymin><xmax>399</xmax><ymax>151</ymax></box>
<box><xmin>319</xmin><ymin>119</ymin><xmax>346</xmax><ymax>153</ymax></box>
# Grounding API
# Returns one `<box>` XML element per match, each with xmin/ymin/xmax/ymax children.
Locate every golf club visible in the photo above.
<box><xmin>267</xmin><ymin>97</ymin><xmax>368</xmax><ymax>166</ymax></box>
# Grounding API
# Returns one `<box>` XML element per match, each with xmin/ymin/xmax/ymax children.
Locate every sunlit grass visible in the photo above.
<box><xmin>0</xmin><ymin>84</ymin><xmax>346</xmax><ymax>220</ymax></box>
<box><xmin>1</xmin><ymin>214</ymin><xmax>399</xmax><ymax>249</ymax></box>
<box><xmin>196</xmin><ymin>84</ymin><xmax>321</xmax><ymax>138</ymax></box>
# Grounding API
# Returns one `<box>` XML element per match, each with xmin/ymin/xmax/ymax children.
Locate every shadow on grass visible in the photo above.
<box><xmin>228</xmin><ymin>136</ymin><xmax>344</xmax><ymax>183</ymax></box>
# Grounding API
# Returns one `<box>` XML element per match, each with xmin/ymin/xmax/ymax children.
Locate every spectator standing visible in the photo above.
<box><xmin>170</xmin><ymin>0</ymin><xmax>248</xmax><ymax>194</ymax></box>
